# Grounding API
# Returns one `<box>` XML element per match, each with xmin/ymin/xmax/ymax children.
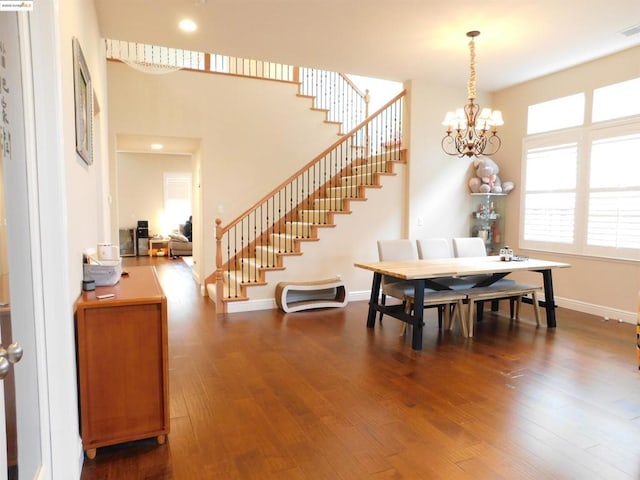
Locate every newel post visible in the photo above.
<box><xmin>215</xmin><ymin>218</ymin><xmax>224</xmax><ymax>314</ymax></box>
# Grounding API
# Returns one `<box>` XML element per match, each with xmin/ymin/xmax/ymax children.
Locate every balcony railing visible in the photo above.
<box><xmin>105</xmin><ymin>39</ymin><xmax>368</xmax><ymax>132</ymax></box>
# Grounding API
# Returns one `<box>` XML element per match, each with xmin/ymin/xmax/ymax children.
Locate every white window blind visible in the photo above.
<box><xmin>522</xmin><ymin>143</ymin><xmax>577</xmax><ymax>244</ymax></box>
<box><xmin>587</xmin><ymin>133</ymin><xmax>640</xmax><ymax>250</ymax></box>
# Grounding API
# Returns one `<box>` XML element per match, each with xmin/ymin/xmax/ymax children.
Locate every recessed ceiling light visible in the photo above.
<box><xmin>179</xmin><ymin>19</ymin><xmax>197</xmax><ymax>33</ymax></box>
<box><xmin>151</xmin><ymin>143</ymin><xmax>164</xmax><ymax>150</ymax></box>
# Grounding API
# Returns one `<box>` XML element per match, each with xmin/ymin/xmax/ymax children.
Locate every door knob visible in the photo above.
<box><xmin>0</xmin><ymin>342</ymin><xmax>23</xmax><ymax>380</ymax></box>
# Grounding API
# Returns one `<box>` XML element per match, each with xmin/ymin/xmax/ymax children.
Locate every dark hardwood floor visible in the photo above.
<box><xmin>80</xmin><ymin>256</ymin><xmax>640</xmax><ymax>479</ymax></box>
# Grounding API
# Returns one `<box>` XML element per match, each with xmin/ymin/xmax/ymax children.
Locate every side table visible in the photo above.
<box><xmin>149</xmin><ymin>238</ymin><xmax>170</xmax><ymax>257</ymax></box>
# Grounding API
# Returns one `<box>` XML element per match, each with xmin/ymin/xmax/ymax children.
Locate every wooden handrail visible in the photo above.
<box><xmin>339</xmin><ymin>73</ymin><xmax>367</xmax><ymax>99</ymax></box>
<box><xmin>218</xmin><ymin>89</ymin><xmax>406</xmax><ymax>235</ymax></box>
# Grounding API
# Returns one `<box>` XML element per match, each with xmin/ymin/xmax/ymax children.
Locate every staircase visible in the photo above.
<box><xmin>206</xmin><ymin>91</ymin><xmax>406</xmax><ymax>313</ymax></box>
<box><xmin>104</xmin><ymin>39</ymin><xmax>406</xmax><ymax>313</ymax></box>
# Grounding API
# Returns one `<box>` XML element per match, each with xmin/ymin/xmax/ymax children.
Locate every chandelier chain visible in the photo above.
<box><xmin>468</xmin><ymin>37</ymin><xmax>476</xmax><ymax>100</ymax></box>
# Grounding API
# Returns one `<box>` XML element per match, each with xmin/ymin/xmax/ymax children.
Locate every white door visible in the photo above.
<box><xmin>0</xmin><ymin>11</ymin><xmax>45</xmax><ymax>479</ymax></box>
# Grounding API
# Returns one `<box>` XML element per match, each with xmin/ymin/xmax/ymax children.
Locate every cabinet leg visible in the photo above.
<box><xmin>86</xmin><ymin>449</ymin><xmax>97</xmax><ymax>459</ymax></box>
<box><xmin>156</xmin><ymin>434</ymin><xmax>167</xmax><ymax>445</ymax></box>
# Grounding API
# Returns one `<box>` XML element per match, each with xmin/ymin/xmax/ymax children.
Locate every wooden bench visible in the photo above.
<box><xmin>275</xmin><ymin>277</ymin><xmax>347</xmax><ymax>313</ymax></box>
<box><xmin>464</xmin><ymin>284</ymin><xmax>542</xmax><ymax>337</ymax></box>
<box><xmin>403</xmin><ymin>290</ymin><xmax>469</xmax><ymax>337</ymax></box>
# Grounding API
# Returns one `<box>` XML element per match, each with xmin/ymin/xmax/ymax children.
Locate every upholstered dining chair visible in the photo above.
<box><xmin>376</xmin><ymin>239</ymin><xmax>419</xmax><ymax>323</ymax></box>
<box><xmin>452</xmin><ymin>236</ymin><xmax>487</xmax><ymax>258</ymax></box>
<box><xmin>413</xmin><ymin>237</ymin><xmax>457</xmax><ymax>334</ymax></box>
<box><xmin>416</xmin><ymin>237</ymin><xmax>453</xmax><ymax>259</ymax></box>
<box><xmin>452</xmin><ymin>236</ymin><xmax>519</xmax><ymax>322</ymax></box>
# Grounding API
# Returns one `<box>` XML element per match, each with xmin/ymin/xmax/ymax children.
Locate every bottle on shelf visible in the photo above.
<box><xmin>470</xmin><ymin>193</ymin><xmax>506</xmax><ymax>255</ymax></box>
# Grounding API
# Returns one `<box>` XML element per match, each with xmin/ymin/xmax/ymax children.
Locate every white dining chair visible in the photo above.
<box><xmin>452</xmin><ymin>236</ymin><xmax>487</xmax><ymax>257</ymax></box>
<box><xmin>412</xmin><ymin>237</ymin><xmax>464</xmax><ymax>334</ymax></box>
<box><xmin>416</xmin><ymin>238</ymin><xmax>453</xmax><ymax>259</ymax></box>
<box><xmin>376</xmin><ymin>239</ymin><xmax>419</xmax><ymax>324</ymax></box>
<box><xmin>452</xmin><ymin>237</ymin><xmax>528</xmax><ymax>327</ymax></box>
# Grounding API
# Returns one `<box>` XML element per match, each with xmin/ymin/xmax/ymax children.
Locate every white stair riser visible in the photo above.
<box><xmin>285</xmin><ymin>222</ymin><xmax>313</xmax><ymax>238</ymax></box>
<box><xmin>369</xmin><ymin>150</ymin><xmax>403</xmax><ymax>163</ymax></box>
<box><xmin>298</xmin><ymin>210</ymin><xmax>329</xmax><ymax>223</ymax></box>
<box><xmin>224</xmin><ymin>267</ymin><xmax>259</xmax><ymax>283</ymax></box>
<box><xmin>341</xmin><ymin>174</ymin><xmax>375</xmax><ymax>186</ymax></box>
<box><xmin>314</xmin><ymin>198</ymin><xmax>344</xmax><ymax>211</ymax></box>
<box><xmin>270</xmin><ymin>234</ymin><xmax>297</xmax><ymax>252</ymax></box>
<box><xmin>326</xmin><ymin>186</ymin><xmax>359</xmax><ymax>199</ymax></box>
<box><xmin>254</xmin><ymin>246</ymin><xmax>279</xmax><ymax>267</ymax></box>
<box><xmin>352</xmin><ymin>161</ymin><xmax>388</xmax><ymax>175</ymax></box>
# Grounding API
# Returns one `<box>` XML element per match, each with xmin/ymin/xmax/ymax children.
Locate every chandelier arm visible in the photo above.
<box><xmin>478</xmin><ymin>135</ymin><xmax>502</xmax><ymax>157</ymax></box>
<box><xmin>441</xmin><ymin>134</ymin><xmax>464</xmax><ymax>157</ymax></box>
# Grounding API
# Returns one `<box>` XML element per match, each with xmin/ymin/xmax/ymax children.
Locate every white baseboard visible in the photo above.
<box><xmin>225</xmin><ymin>290</ymin><xmax>371</xmax><ymax>313</ymax></box>
<box><xmin>348</xmin><ymin>290</ymin><xmax>373</xmax><ymax>303</ymax></box>
<box><xmin>555</xmin><ymin>296</ymin><xmax>636</xmax><ymax>324</ymax></box>
<box><xmin>219</xmin><ymin>289</ymin><xmax>636</xmax><ymax>324</ymax></box>
<box><xmin>227</xmin><ymin>297</ymin><xmax>276</xmax><ymax>313</ymax></box>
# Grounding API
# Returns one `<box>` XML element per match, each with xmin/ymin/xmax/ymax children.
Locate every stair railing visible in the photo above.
<box><xmin>213</xmin><ymin>90</ymin><xmax>406</xmax><ymax>310</ymax></box>
<box><xmin>298</xmin><ymin>67</ymin><xmax>368</xmax><ymax>133</ymax></box>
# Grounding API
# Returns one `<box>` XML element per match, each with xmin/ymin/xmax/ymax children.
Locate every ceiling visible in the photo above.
<box><xmin>95</xmin><ymin>0</ymin><xmax>640</xmax><ymax>92</ymax></box>
<box><xmin>95</xmin><ymin>0</ymin><xmax>640</xmax><ymax>153</ymax></box>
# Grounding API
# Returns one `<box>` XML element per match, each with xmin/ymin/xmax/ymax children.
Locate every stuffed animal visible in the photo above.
<box><xmin>468</xmin><ymin>157</ymin><xmax>515</xmax><ymax>194</ymax></box>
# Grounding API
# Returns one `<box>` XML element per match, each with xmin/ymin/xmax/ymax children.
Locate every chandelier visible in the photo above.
<box><xmin>441</xmin><ymin>31</ymin><xmax>503</xmax><ymax>158</ymax></box>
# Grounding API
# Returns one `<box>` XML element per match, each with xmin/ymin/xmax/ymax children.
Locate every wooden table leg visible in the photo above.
<box><xmin>366</xmin><ymin>273</ymin><xmax>382</xmax><ymax>328</ymax></box>
<box><xmin>86</xmin><ymin>449</ymin><xmax>97</xmax><ymax>459</ymax></box>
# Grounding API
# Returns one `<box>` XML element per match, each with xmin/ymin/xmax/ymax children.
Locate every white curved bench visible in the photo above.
<box><xmin>275</xmin><ymin>277</ymin><xmax>348</xmax><ymax>313</ymax></box>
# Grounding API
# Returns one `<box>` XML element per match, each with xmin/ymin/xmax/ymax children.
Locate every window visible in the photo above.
<box><xmin>527</xmin><ymin>93</ymin><xmax>585</xmax><ymax>135</ymax></box>
<box><xmin>163</xmin><ymin>173</ymin><xmax>192</xmax><ymax>235</ymax></box>
<box><xmin>522</xmin><ymin>142</ymin><xmax>578</xmax><ymax>251</ymax></box>
<box><xmin>593</xmin><ymin>78</ymin><xmax>640</xmax><ymax>122</ymax></box>
<box><xmin>522</xmin><ymin>142</ymin><xmax>577</xmax><ymax>246</ymax></box>
<box><xmin>586</xmin><ymin>130</ymin><xmax>640</xmax><ymax>253</ymax></box>
<box><xmin>521</xmin><ymin>79</ymin><xmax>640</xmax><ymax>261</ymax></box>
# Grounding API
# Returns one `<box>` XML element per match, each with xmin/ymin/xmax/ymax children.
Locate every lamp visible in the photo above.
<box><xmin>442</xmin><ymin>31</ymin><xmax>503</xmax><ymax>158</ymax></box>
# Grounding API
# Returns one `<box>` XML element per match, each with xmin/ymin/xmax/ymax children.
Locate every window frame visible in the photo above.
<box><xmin>520</xmin><ymin>116</ymin><xmax>640</xmax><ymax>261</ymax></box>
<box><xmin>519</xmin><ymin>128</ymin><xmax>584</xmax><ymax>255</ymax></box>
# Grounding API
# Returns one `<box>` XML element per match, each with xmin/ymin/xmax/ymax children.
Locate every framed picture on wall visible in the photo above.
<box><xmin>73</xmin><ymin>37</ymin><xmax>93</xmax><ymax>165</ymax></box>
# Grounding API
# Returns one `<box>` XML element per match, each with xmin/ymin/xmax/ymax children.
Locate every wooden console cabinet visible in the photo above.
<box><xmin>75</xmin><ymin>266</ymin><xmax>169</xmax><ymax>459</ymax></box>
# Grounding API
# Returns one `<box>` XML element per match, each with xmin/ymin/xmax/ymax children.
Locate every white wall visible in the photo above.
<box><xmin>117</xmin><ymin>152</ymin><xmax>192</xmax><ymax>236</ymax></box>
<box><xmin>59</xmin><ymin>0</ymin><xmax>110</xmax><ymax>291</ymax></box>
<box><xmin>493</xmin><ymin>45</ymin><xmax>640</xmax><ymax>319</ymax></box>
<box><xmin>404</xmin><ymin>80</ymin><xmax>478</xmax><ymax>244</ymax></box>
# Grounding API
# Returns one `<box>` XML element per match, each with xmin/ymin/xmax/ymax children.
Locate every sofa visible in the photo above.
<box><xmin>168</xmin><ymin>227</ymin><xmax>192</xmax><ymax>256</ymax></box>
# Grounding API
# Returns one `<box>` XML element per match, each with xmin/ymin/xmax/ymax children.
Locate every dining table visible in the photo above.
<box><xmin>354</xmin><ymin>256</ymin><xmax>570</xmax><ymax>350</ymax></box>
